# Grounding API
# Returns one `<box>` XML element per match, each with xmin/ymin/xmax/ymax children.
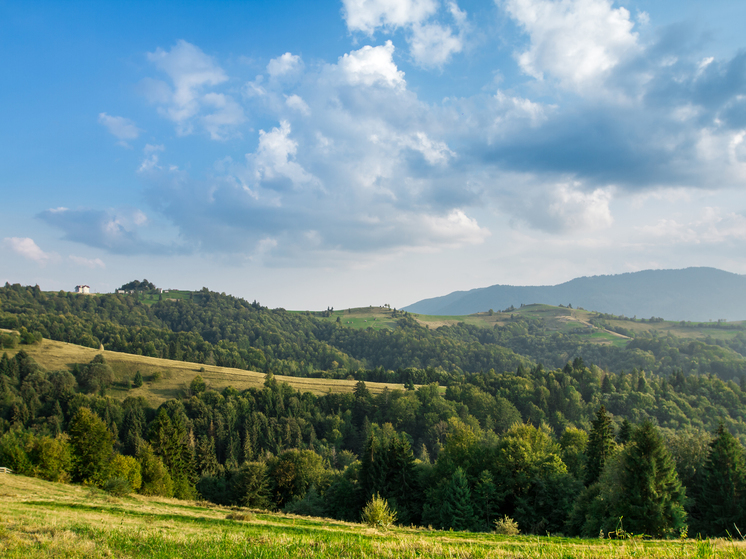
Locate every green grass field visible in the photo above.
<box><xmin>1</xmin><ymin>474</ymin><xmax>743</xmax><ymax>559</ymax></box>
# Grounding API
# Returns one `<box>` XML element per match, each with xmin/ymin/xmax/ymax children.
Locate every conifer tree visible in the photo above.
<box><xmin>585</xmin><ymin>405</ymin><xmax>615</xmax><ymax>485</ymax></box>
<box><xmin>612</xmin><ymin>421</ymin><xmax>686</xmax><ymax>537</ymax></box>
<box><xmin>439</xmin><ymin>467</ymin><xmax>476</xmax><ymax>531</ymax></box>
<box><xmin>360</xmin><ymin>426</ymin><xmax>419</xmax><ymax>525</ymax></box>
<box><xmin>617</xmin><ymin>419</ymin><xmax>632</xmax><ymax>445</ymax></box>
<box><xmin>195</xmin><ymin>435</ymin><xmax>221</xmax><ymax>477</ymax></box>
<box><xmin>473</xmin><ymin>469</ymin><xmax>498</xmax><ymax>531</ymax></box>
<box><xmin>148</xmin><ymin>408</ymin><xmax>196</xmax><ymax>499</ymax></box>
<box><xmin>695</xmin><ymin>425</ymin><xmax>746</xmax><ymax>537</ymax></box>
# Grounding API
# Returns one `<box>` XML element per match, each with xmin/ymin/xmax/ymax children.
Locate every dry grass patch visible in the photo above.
<box><xmin>2</xmin><ymin>339</ymin><xmax>404</xmax><ymax>406</ymax></box>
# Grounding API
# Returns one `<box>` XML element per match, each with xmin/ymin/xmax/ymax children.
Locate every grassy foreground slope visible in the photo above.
<box><xmin>1</xmin><ymin>474</ymin><xmax>743</xmax><ymax>559</ymax></box>
<box><xmin>0</xmin><ymin>335</ymin><xmax>405</xmax><ymax>406</ymax></box>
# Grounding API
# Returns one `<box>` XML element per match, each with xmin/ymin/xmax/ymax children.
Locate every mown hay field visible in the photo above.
<box><xmin>2</xmin><ymin>474</ymin><xmax>745</xmax><ymax>559</ymax></box>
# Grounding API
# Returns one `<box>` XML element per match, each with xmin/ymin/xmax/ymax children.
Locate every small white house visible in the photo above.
<box><xmin>75</xmin><ymin>285</ymin><xmax>90</xmax><ymax>294</ymax></box>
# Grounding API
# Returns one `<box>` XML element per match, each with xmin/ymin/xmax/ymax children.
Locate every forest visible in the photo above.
<box><xmin>2</xmin><ymin>282</ymin><xmax>746</xmax><ymax>537</ymax></box>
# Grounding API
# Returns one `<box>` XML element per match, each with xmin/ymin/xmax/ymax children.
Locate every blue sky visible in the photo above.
<box><xmin>2</xmin><ymin>0</ymin><xmax>746</xmax><ymax>310</ymax></box>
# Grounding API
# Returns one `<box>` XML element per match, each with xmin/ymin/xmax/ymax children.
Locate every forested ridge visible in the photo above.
<box><xmin>3</xmin><ymin>283</ymin><xmax>746</xmax><ymax>381</ymax></box>
<box><xmin>3</xmin><ymin>282</ymin><xmax>746</xmax><ymax>537</ymax></box>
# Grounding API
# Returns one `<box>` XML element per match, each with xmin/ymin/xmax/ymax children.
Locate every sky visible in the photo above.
<box><xmin>2</xmin><ymin>0</ymin><xmax>746</xmax><ymax>311</ymax></box>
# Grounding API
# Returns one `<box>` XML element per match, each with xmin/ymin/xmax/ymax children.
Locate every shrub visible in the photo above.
<box><xmin>361</xmin><ymin>493</ymin><xmax>397</xmax><ymax>529</ymax></box>
<box><xmin>494</xmin><ymin>515</ymin><xmax>520</xmax><ymax>536</ymax></box>
<box><xmin>109</xmin><ymin>454</ymin><xmax>142</xmax><ymax>492</ymax></box>
<box><xmin>103</xmin><ymin>476</ymin><xmax>132</xmax><ymax>496</ymax></box>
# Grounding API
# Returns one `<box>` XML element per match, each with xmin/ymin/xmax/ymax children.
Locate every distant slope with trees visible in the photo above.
<box><xmin>403</xmin><ymin>267</ymin><xmax>746</xmax><ymax>321</ymax></box>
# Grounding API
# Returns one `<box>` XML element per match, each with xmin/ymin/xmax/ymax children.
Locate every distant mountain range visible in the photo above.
<box><xmin>402</xmin><ymin>267</ymin><xmax>746</xmax><ymax>321</ymax></box>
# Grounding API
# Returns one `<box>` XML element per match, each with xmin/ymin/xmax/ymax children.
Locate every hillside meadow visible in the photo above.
<box><xmin>309</xmin><ymin>303</ymin><xmax>746</xmax><ymax>344</ymax></box>
<box><xmin>0</xmin><ymin>333</ymin><xmax>405</xmax><ymax>407</ymax></box>
<box><xmin>1</xmin><ymin>473</ymin><xmax>744</xmax><ymax>559</ymax></box>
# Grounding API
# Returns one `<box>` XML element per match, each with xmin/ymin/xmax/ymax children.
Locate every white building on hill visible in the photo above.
<box><xmin>75</xmin><ymin>285</ymin><xmax>90</xmax><ymax>294</ymax></box>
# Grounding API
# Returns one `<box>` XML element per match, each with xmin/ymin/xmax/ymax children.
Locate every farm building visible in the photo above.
<box><xmin>74</xmin><ymin>285</ymin><xmax>90</xmax><ymax>294</ymax></box>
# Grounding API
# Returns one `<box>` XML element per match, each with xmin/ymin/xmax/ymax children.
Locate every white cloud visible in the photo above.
<box><xmin>503</xmin><ymin>0</ymin><xmax>640</xmax><ymax>91</ymax></box>
<box><xmin>70</xmin><ymin>255</ymin><xmax>106</xmax><ymax>269</ymax></box>
<box><xmin>372</xmin><ymin>130</ymin><xmax>455</xmax><ymax>164</ymax></box>
<box><xmin>201</xmin><ymin>93</ymin><xmax>246</xmax><ymax>140</ymax></box>
<box><xmin>416</xmin><ymin>209</ymin><xmax>490</xmax><ymax>246</ymax></box>
<box><xmin>3</xmin><ymin>237</ymin><xmax>54</xmax><ymax>264</ymax></box>
<box><xmin>493</xmin><ymin>90</ymin><xmax>551</xmax><ymax>127</ymax></box>
<box><xmin>98</xmin><ymin>113</ymin><xmax>142</xmax><ymax>142</ymax></box>
<box><xmin>146</xmin><ymin>40</ymin><xmax>244</xmax><ymax>137</ymax></box>
<box><xmin>267</xmin><ymin>53</ymin><xmax>303</xmax><ymax>78</ymax></box>
<box><xmin>342</xmin><ymin>0</ymin><xmax>439</xmax><ymax>34</ymax></box>
<box><xmin>342</xmin><ymin>0</ymin><xmax>466</xmax><ymax>69</ymax></box>
<box><xmin>695</xmin><ymin>128</ymin><xmax>746</xmax><ymax>183</ymax></box>
<box><xmin>138</xmin><ymin>144</ymin><xmax>164</xmax><ymax>173</ymax></box>
<box><xmin>410</xmin><ymin>22</ymin><xmax>463</xmax><ymax>68</ymax></box>
<box><xmin>336</xmin><ymin>41</ymin><xmax>405</xmax><ymax>88</ymax></box>
<box><xmin>512</xmin><ymin>182</ymin><xmax>614</xmax><ymax>233</ymax></box>
<box><xmin>249</xmin><ymin>121</ymin><xmax>319</xmax><ymax>189</ymax></box>
<box><xmin>285</xmin><ymin>94</ymin><xmax>311</xmax><ymax>115</ymax></box>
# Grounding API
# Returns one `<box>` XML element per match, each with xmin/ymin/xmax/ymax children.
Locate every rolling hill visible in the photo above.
<box><xmin>403</xmin><ymin>267</ymin><xmax>746</xmax><ymax>321</ymax></box>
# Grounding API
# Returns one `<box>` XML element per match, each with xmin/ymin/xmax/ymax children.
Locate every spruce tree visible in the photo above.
<box><xmin>440</xmin><ymin>467</ymin><xmax>476</xmax><ymax>531</ymax></box>
<box><xmin>695</xmin><ymin>425</ymin><xmax>746</xmax><ymax>537</ymax></box>
<box><xmin>473</xmin><ymin>470</ymin><xmax>498</xmax><ymax>531</ymax></box>
<box><xmin>617</xmin><ymin>419</ymin><xmax>632</xmax><ymax>445</ymax></box>
<box><xmin>585</xmin><ymin>405</ymin><xmax>615</xmax><ymax>485</ymax></box>
<box><xmin>612</xmin><ymin>421</ymin><xmax>687</xmax><ymax>537</ymax></box>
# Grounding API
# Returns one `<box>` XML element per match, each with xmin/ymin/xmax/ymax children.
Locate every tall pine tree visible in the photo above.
<box><xmin>695</xmin><ymin>425</ymin><xmax>746</xmax><ymax>537</ymax></box>
<box><xmin>439</xmin><ymin>467</ymin><xmax>476</xmax><ymax>531</ymax></box>
<box><xmin>585</xmin><ymin>405</ymin><xmax>615</xmax><ymax>485</ymax></box>
<box><xmin>612</xmin><ymin>421</ymin><xmax>687</xmax><ymax>537</ymax></box>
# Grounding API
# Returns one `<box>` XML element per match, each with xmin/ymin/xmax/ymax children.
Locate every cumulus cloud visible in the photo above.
<box><xmin>342</xmin><ymin>0</ymin><xmax>465</xmax><ymax>68</ymax></box>
<box><xmin>58</xmin><ymin>13</ymin><xmax>746</xmax><ymax>268</ymax></box>
<box><xmin>342</xmin><ymin>0</ymin><xmax>439</xmax><ymax>34</ymax></box>
<box><xmin>138</xmin><ymin>42</ymin><xmax>481</xmax><ymax>261</ymax></box>
<box><xmin>503</xmin><ymin>0</ymin><xmax>640</xmax><ymax>92</ymax></box>
<box><xmin>2</xmin><ymin>237</ymin><xmax>54</xmax><ymax>264</ymax></box>
<box><xmin>267</xmin><ymin>52</ymin><xmax>304</xmax><ymax>79</ymax></box>
<box><xmin>98</xmin><ymin>113</ymin><xmax>142</xmax><ymax>143</ymax></box>
<box><xmin>410</xmin><ymin>22</ymin><xmax>463</xmax><ymax>68</ymax></box>
<box><xmin>285</xmin><ymin>94</ymin><xmax>310</xmax><ymax>115</ymax></box>
<box><xmin>335</xmin><ymin>41</ymin><xmax>406</xmax><ymax>88</ymax></box>
<box><xmin>145</xmin><ymin>40</ymin><xmax>244</xmax><ymax>137</ymax></box>
<box><xmin>501</xmin><ymin>181</ymin><xmax>614</xmax><ymax>233</ymax></box>
<box><xmin>248</xmin><ymin>121</ymin><xmax>320</xmax><ymax>190</ymax></box>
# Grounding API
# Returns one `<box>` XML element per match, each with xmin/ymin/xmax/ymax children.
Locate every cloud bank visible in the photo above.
<box><xmin>40</xmin><ymin>1</ymin><xmax>746</xmax><ymax>271</ymax></box>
